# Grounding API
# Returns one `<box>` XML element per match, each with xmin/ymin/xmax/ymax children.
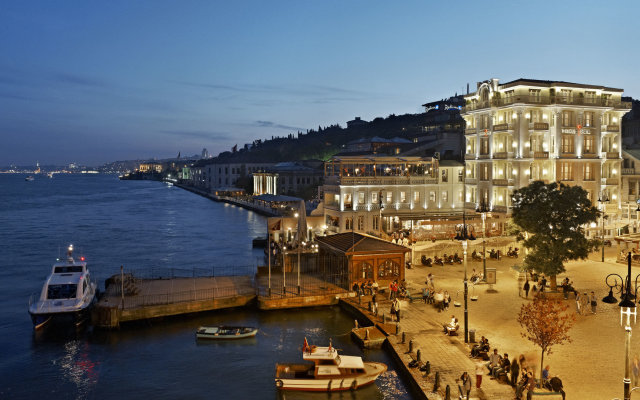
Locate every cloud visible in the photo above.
<box><xmin>174</xmin><ymin>80</ymin><xmax>373</xmax><ymax>98</ymax></box>
<box><xmin>53</xmin><ymin>72</ymin><xmax>107</xmax><ymax>88</ymax></box>
<box><xmin>255</xmin><ymin>120</ymin><xmax>304</xmax><ymax>131</ymax></box>
<box><xmin>159</xmin><ymin>129</ymin><xmax>235</xmax><ymax>141</ymax></box>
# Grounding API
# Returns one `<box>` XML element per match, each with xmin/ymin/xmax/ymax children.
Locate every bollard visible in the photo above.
<box><xmin>368</xmin><ymin>301</ymin><xmax>372</xmax><ymax>311</ymax></box>
<box><xmin>364</xmin><ymin>328</ymin><xmax>370</xmax><ymax>340</ymax></box>
<box><xmin>409</xmin><ymin>339</ymin><xmax>414</xmax><ymax>353</ymax></box>
<box><xmin>416</xmin><ymin>349</ymin><xmax>421</xmax><ymax>362</ymax></box>
<box><xmin>382</xmin><ymin>312</ymin><xmax>386</xmax><ymax>323</ymax></box>
<box><xmin>358</xmin><ymin>294</ymin><xmax>361</xmax><ymax>304</ymax></box>
<box><xmin>355</xmin><ymin>319</ymin><xmax>358</xmax><ymax>329</ymax></box>
<box><xmin>424</xmin><ymin>361</ymin><xmax>430</xmax><ymax>376</ymax></box>
<box><xmin>433</xmin><ymin>371</ymin><xmax>440</xmax><ymax>392</ymax></box>
<box><xmin>402</xmin><ymin>332</ymin><xmax>406</xmax><ymax>344</ymax></box>
<box><xmin>444</xmin><ymin>384</ymin><xmax>450</xmax><ymax>400</ymax></box>
<box><xmin>396</xmin><ymin>323</ymin><xmax>400</xmax><ymax>335</ymax></box>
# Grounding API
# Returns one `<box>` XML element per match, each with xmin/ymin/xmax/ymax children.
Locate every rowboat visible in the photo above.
<box><xmin>275</xmin><ymin>339</ymin><xmax>387</xmax><ymax>391</ymax></box>
<box><xmin>196</xmin><ymin>326</ymin><xmax>258</xmax><ymax>339</ymax></box>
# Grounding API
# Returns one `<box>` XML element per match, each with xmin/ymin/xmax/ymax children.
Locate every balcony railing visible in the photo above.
<box><xmin>339</xmin><ymin>176</ymin><xmax>438</xmax><ymax>185</ymax></box>
<box><xmin>603</xmin><ymin>125</ymin><xmax>620</xmax><ymax>132</ymax></box>
<box><xmin>606</xmin><ymin>152</ymin><xmax>620</xmax><ymax>159</ymax></box>
<box><xmin>601</xmin><ymin>178</ymin><xmax>619</xmax><ymax>185</ymax></box>
<box><xmin>493</xmin><ymin>152</ymin><xmax>508</xmax><ymax>159</ymax></box>
<box><xmin>534</xmin><ymin>151</ymin><xmax>549</xmax><ymax>159</ymax></box>
<box><xmin>492</xmin><ymin>205</ymin><xmax>508</xmax><ymax>213</ymax></box>
<box><xmin>465</xmin><ymin>128</ymin><xmax>477</xmax><ymax>135</ymax></box>
<box><xmin>465</xmin><ymin>178</ymin><xmax>477</xmax><ymax>185</ymax></box>
<box><xmin>532</xmin><ymin>122</ymin><xmax>549</xmax><ymax>130</ymax></box>
<box><xmin>493</xmin><ymin>123</ymin><xmax>510</xmax><ymax>132</ymax></box>
<box><xmin>478</xmin><ymin>153</ymin><xmax>491</xmax><ymax>160</ymax></box>
<box><xmin>622</xmin><ymin>168</ymin><xmax>637</xmax><ymax>175</ymax></box>
<box><xmin>463</xmin><ymin>95</ymin><xmax>631</xmax><ymax>113</ymax></box>
<box><xmin>492</xmin><ymin>178</ymin><xmax>514</xmax><ymax>186</ymax></box>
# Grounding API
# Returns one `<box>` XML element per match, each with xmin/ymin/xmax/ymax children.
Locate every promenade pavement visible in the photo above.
<box><xmin>397</xmin><ymin>241</ymin><xmax>639</xmax><ymax>400</ymax></box>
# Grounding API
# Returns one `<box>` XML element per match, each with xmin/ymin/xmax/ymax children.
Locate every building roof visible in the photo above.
<box><xmin>315</xmin><ymin>232</ymin><xmax>410</xmax><ymax>254</ymax></box>
<box><xmin>438</xmin><ymin>160</ymin><xmax>464</xmax><ymax>167</ymax></box>
<box><xmin>624</xmin><ymin>149</ymin><xmax>640</xmax><ymax>161</ymax></box>
<box><xmin>499</xmin><ymin>78</ymin><xmax>624</xmax><ymax>93</ymax></box>
<box><xmin>254</xmin><ymin>194</ymin><xmax>302</xmax><ymax>202</ymax></box>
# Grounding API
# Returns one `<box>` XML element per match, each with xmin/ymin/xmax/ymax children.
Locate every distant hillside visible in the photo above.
<box><xmin>215</xmin><ymin>111</ymin><xmax>462</xmax><ymax>163</ymax></box>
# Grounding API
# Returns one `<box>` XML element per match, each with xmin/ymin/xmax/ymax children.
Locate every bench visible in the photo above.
<box><xmin>445</xmin><ymin>325</ymin><xmax>459</xmax><ymax>336</ymax></box>
<box><xmin>530</xmin><ymin>390</ymin><xmax>563</xmax><ymax>399</ymax></box>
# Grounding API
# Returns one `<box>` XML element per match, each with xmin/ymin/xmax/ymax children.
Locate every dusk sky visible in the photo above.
<box><xmin>1</xmin><ymin>0</ymin><xmax>638</xmax><ymax>166</ymax></box>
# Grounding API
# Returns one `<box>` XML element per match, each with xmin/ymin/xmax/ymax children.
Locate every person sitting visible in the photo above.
<box><xmin>548</xmin><ymin>376</ymin><xmax>566</xmax><ymax>400</ymax></box>
<box><xmin>371</xmin><ymin>281</ymin><xmax>379</xmax><ymax>293</ymax></box>
<box><xmin>491</xmin><ymin>353</ymin><xmax>510</xmax><ymax>381</ymax></box>
<box><xmin>422</xmin><ymin>287</ymin><xmax>430</xmax><ymax>304</ymax></box>
<box><xmin>434</xmin><ymin>290</ymin><xmax>445</xmax><ymax>311</ymax></box>
<box><xmin>366</xmin><ymin>280</ymin><xmax>373</xmax><ymax>295</ymax></box>
<box><xmin>486</xmin><ymin>349</ymin><xmax>501</xmax><ymax>376</ymax></box>
<box><xmin>443</xmin><ymin>315</ymin><xmax>459</xmax><ymax>335</ymax></box>
<box><xmin>541</xmin><ymin>365</ymin><xmax>550</xmax><ymax>388</ymax></box>
<box><xmin>470</xmin><ymin>336</ymin><xmax>489</xmax><ymax>358</ymax></box>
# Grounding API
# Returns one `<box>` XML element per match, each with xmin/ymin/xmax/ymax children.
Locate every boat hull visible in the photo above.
<box><xmin>196</xmin><ymin>326</ymin><xmax>258</xmax><ymax>340</ymax></box>
<box><xmin>29</xmin><ymin>305</ymin><xmax>93</xmax><ymax>330</ymax></box>
<box><xmin>275</xmin><ymin>361</ymin><xmax>387</xmax><ymax>391</ymax></box>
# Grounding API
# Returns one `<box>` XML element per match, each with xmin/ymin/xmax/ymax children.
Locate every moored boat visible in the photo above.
<box><xmin>275</xmin><ymin>339</ymin><xmax>387</xmax><ymax>391</ymax></box>
<box><xmin>28</xmin><ymin>245</ymin><xmax>97</xmax><ymax>329</ymax></box>
<box><xmin>196</xmin><ymin>326</ymin><xmax>258</xmax><ymax>339</ymax></box>
<box><xmin>25</xmin><ymin>175</ymin><xmax>35</xmax><ymax>181</ymax></box>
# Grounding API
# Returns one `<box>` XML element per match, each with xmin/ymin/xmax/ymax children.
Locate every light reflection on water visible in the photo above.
<box><xmin>54</xmin><ymin>340</ymin><xmax>99</xmax><ymax>400</ymax></box>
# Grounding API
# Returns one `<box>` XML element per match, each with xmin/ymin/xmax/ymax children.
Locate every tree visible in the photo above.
<box><xmin>511</xmin><ymin>181</ymin><xmax>599</xmax><ymax>289</ymax></box>
<box><xmin>517</xmin><ymin>297</ymin><xmax>575</xmax><ymax>382</ymax></box>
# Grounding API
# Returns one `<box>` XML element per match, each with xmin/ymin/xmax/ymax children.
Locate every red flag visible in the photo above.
<box><xmin>303</xmin><ymin>337</ymin><xmax>309</xmax><ymax>352</ymax></box>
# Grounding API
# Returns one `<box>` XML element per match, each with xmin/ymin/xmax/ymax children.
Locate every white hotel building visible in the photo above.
<box><xmin>322</xmin><ymin>156</ymin><xmax>467</xmax><ymax>239</ymax></box>
<box><xmin>462</xmin><ymin>78</ymin><xmax>631</xmax><ymax>229</ymax></box>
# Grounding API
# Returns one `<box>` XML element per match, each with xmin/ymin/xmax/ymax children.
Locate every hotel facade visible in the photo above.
<box><xmin>322</xmin><ymin>156</ymin><xmax>469</xmax><ymax>239</ymax></box>
<box><xmin>462</xmin><ymin>78</ymin><xmax>631</xmax><ymax>231</ymax></box>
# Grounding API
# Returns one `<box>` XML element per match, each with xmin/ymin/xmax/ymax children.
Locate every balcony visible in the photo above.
<box><xmin>492</xmin><ymin>205</ymin><xmax>508</xmax><ymax>213</ymax></box>
<box><xmin>492</xmin><ymin>179</ymin><xmax>514</xmax><ymax>186</ymax></box>
<box><xmin>465</xmin><ymin>128</ymin><xmax>477</xmax><ymax>135</ymax></box>
<box><xmin>465</xmin><ymin>153</ymin><xmax>476</xmax><ymax>159</ymax></box>
<box><xmin>606</xmin><ymin>152</ymin><xmax>620</xmax><ymax>159</ymax></box>
<box><xmin>339</xmin><ymin>176</ymin><xmax>438</xmax><ymax>185</ymax></box>
<box><xmin>534</xmin><ymin>151</ymin><xmax>549</xmax><ymax>159</ymax></box>
<box><xmin>478</xmin><ymin>153</ymin><xmax>491</xmax><ymax>160</ymax></box>
<box><xmin>465</xmin><ymin>178</ymin><xmax>477</xmax><ymax>185</ymax></box>
<box><xmin>531</xmin><ymin>122</ymin><xmax>549</xmax><ymax>130</ymax></box>
<box><xmin>493</xmin><ymin>123</ymin><xmax>510</xmax><ymax>132</ymax></box>
<box><xmin>603</xmin><ymin>125</ymin><xmax>620</xmax><ymax>133</ymax></box>
<box><xmin>463</xmin><ymin>95</ymin><xmax>632</xmax><ymax>113</ymax></box>
<box><xmin>622</xmin><ymin>168</ymin><xmax>637</xmax><ymax>175</ymax></box>
<box><xmin>601</xmin><ymin>178</ymin><xmax>619</xmax><ymax>185</ymax></box>
<box><xmin>493</xmin><ymin>152</ymin><xmax>508</xmax><ymax>159</ymax></box>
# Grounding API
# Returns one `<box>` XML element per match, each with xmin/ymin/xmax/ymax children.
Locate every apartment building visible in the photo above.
<box><xmin>462</xmin><ymin>78</ymin><xmax>631</xmax><ymax>222</ymax></box>
<box><xmin>322</xmin><ymin>155</ymin><xmax>465</xmax><ymax>238</ymax></box>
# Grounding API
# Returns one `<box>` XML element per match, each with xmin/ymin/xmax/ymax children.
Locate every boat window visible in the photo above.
<box><xmin>47</xmin><ymin>284</ymin><xmax>78</xmax><ymax>299</ymax></box>
<box><xmin>54</xmin><ymin>266</ymin><xmax>83</xmax><ymax>273</ymax></box>
<box><xmin>82</xmin><ymin>280</ymin><xmax>87</xmax><ymax>294</ymax></box>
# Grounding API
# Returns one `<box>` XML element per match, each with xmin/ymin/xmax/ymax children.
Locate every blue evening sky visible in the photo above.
<box><xmin>1</xmin><ymin>0</ymin><xmax>638</xmax><ymax>165</ymax></box>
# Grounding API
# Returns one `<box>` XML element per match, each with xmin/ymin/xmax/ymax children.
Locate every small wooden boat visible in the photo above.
<box><xmin>196</xmin><ymin>326</ymin><xmax>258</xmax><ymax>339</ymax></box>
<box><xmin>275</xmin><ymin>339</ymin><xmax>387</xmax><ymax>391</ymax></box>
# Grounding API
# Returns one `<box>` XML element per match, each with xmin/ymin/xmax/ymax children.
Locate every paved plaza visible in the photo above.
<box><xmin>396</xmin><ymin>241</ymin><xmax>639</xmax><ymax>400</ymax></box>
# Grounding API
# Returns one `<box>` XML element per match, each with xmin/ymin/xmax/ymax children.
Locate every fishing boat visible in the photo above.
<box><xmin>28</xmin><ymin>245</ymin><xmax>97</xmax><ymax>329</ymax></box>
<box><xmin>274</xmin><ymin>339</ymin><xmax>387</xmax><ymax>391</ymax></box>
<box><xmin>196</xmin><ymin>326</ymin><xmax>258</xmax><ymax>339</ymax></box>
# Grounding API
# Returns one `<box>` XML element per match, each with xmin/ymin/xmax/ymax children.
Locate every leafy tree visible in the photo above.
<box><xmin>511</xmin><ymin>181</ymin><xmax>599</xmax><ymax>289</ymax></box>
<box><xmin>517</xmin><ymin>297</ymin><xmax>575</xmax><ymax>382</ymax></box>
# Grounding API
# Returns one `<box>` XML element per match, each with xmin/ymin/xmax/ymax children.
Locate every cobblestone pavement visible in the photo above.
<box><xmin>398</xmin><ymin>242</ymin><xmax>639</xmax><ymax>400</ymax></box>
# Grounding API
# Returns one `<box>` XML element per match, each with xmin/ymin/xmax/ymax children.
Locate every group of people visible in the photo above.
<box><xmin>351</xmin><ymin>280</ymin><xmax>378</xmax><ymax>296</ymax></box>
<box><xmin>390</xmin><ymin>232</ymin><xmax>410</xmax><ymax>247</ymax></box>
<box><xmin>575</xmin><ymin>291</ymin><xmax>597</xmax><ymax>315</ymax></box>
<box><xmin>522</xmin><ymin>275</ymin><xmax>547</xmax><ymax>298</ymax></box>
<box><xmin>464</xmin><ymin>344</ymin><xmax>565</xmax><ymax>400</ymax></box>
<box><xmin>442</xmin><ymin>314</ymin><xmax>459</xmax><ymax>335</ymax></box>
<box><xmin>422</xmin><ymin>273</ymin><xmax>452</xmax><ymax>311</ymax></box>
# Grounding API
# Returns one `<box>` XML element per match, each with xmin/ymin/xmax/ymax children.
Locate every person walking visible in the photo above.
<box><xmin>575</xmin><ymin>291</ymin><xmax>582</xmax><ymax>315</ymax></box>
<box><xmin>475</xmin><ymin>360</ymin><xmax>484</xmax><ymax>389</ymax></box>
<box><xmin>633</xmin><ymin>354</ymin><xmax>640</xmax><ymax>387</ymax></box>
<box><xmin>392</xmin><ymin>297</ymin><xmax>401</xmax><ymax>322</ymax></box>
<box><xmin>523</xmin><ymin>280</ymin><xmax>530</xmax><ymax>298</ymax></box>
<box><xmin>510</xmin><ymin>355</ymin><xmax>520</xmax><ymax>387</ymax></box>
<box><xmin>590</xmin><ymin>291</ymin><xmax>597</xmax><ymax>314</ymax></box>
<box><xmin>371</xmin><ymin>292</ymin><xmax>378</xmax><ymax>315</ymax></box>
<box><xmin>390</xmin><ymin>298</ymin><xmax>397</xmax><ymax>322</ymax></box>
<box><xmin>459</xmin><ymin>371</ymin><xmax>472</xmax><ymax>400</ymax></box>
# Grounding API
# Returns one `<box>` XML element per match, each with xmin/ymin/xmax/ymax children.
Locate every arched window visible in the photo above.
<box><xmin>357</xmin><ymin>262</ymin><xmax>373</xmax><ymax>280</ymax></box>
<box><xmin>377</xmin><ymin>259</ymin><xmax>400</xmax><ymax>278</ymax></box>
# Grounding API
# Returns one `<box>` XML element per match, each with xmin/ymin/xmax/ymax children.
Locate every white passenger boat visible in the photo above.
<box><xmin>196</xmin><ymin>326</ymin><xmax>258</xmax><ymax>339</ymax></box>
<box><xmin>275</xmin><ymin>339</ymin><xmax>387</xmax><ymax>392</ymax></box>
<box><xmin>28</xmin><ymin>245</ymin><xmax>97</xmax><ymax>329</ymax></box>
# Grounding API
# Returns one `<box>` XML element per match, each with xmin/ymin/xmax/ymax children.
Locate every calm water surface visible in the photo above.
<box><xmin>0</xmin><ymin>174</ymin><xmax>410</xmax><ymax>400</ymax></box>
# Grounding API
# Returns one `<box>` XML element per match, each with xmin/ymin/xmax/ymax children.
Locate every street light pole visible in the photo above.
<box><xmin>455</xmin><ymin>212</ymin><xmax>474</xmax><ymax>343</ymax></box>
<box><xmin>599</xmin><ymin>193</ymin><xmax>610</xmax><ymax>263</ymax></box>
<box><xmin>476</xmin><ymin>200</ymin><xmax>489</xmax><ymax>279</ymax></box>
<box><xmin>602</xmin><ymin>252</ymin><xmax>638</xmax><ymax>400</ymax></box>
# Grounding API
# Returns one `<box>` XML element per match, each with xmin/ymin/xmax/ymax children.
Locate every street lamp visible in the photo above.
<box><xmin>455</xmin><ymin>211</ymin><xmax>476</xmax><ymax>343</ymax></box>
<box><xmin>599</xmin><ymin>193</ymin><xmax>610</xmax><ymax>262</ymax></box>
<box><xmin>602</xmin><ymin>253</ymin><xmax>639</xmax><ymax>400</ymax></box>
<box><xmin>476</xmin><ymin>199</ymin><xmax>490</xmax><ymax>280</ymax></box>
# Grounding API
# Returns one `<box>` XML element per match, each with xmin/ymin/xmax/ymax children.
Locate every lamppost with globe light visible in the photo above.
<box><xmin>602</xmin><ymin>252</ymin><xmax>640</xmax><ymax>400</ymax></box>
<box><xmin>455</xmin><ymin>211</ymin><xmax>476</xmax><ymax>343</ymax></box>
<box><xmin>476</xmin><ymin>199</ymin><xmax>490</xmax><ymax>280</ymax></box>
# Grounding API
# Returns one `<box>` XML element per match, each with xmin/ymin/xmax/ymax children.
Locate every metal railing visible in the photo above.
<box><xmin>464</xmin><ymin>95</ymin><xmax>631</xmax><ymax>112</ymax></box>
